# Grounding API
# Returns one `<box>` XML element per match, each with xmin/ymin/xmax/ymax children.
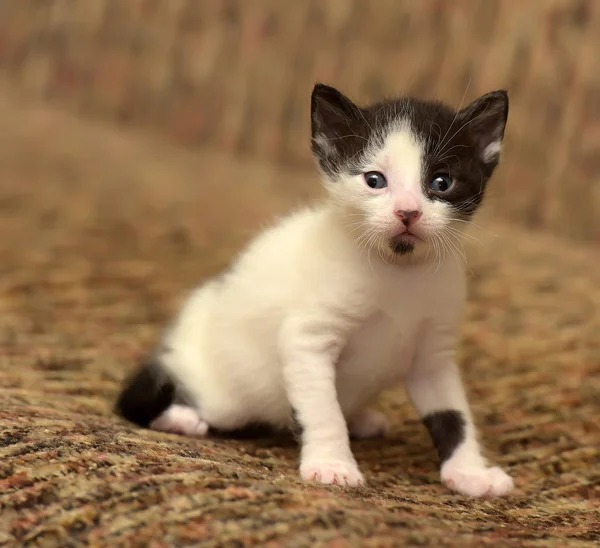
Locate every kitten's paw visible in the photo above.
<box><xmin>300</xmin><ymin>459</ymin><xmax>365</xmax><ymax>487</ymax></box>
<box><xmin>441</xmin><ymin>462</ymin><xmax>514</xmax><ymax>497</ymax></box>
<box><xmin>150</xmin><ymin>404</ymin><xmax>209</xmax><ymax>437</ymax></box>
<box><xmin>349</xmin><ymin>408</ymin><xmax>390</xmax><ymax>439</ymax></box>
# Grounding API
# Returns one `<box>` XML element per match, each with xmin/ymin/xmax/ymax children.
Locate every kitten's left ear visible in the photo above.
<box><xmin>459</xmin><ymin>90</ymin><xmax>509</xmax><ymax>164</ymax></box>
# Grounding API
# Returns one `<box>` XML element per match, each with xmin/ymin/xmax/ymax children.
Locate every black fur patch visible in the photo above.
<box><xmin>310</xmin><ymin>83</ymin><xmax>508</xmax><ymax>218</ymax></box>
<box><xmin>423</xmin><ymin>410</ymin><xmax>466</xmax><ymax>463</ymax></box>
<box><xmin>290</xmin><ymin>407</ymin><xmax>303</xmax><ymax>439</ymax></box>
<box><xmin>391</xmin><ymin>240</ymin><xmax>415</xmax><ymax>255</ymax></box>
<box><xmin>115</xmin><ymin>351</ymin><xmax>177</xmax><ymax>428</ymax></box>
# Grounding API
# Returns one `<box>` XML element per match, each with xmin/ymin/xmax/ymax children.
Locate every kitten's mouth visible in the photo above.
<box><xmin>390</xmin><ymin>232</ymin><xmax>422</xmax><ymax>255</ymax></box>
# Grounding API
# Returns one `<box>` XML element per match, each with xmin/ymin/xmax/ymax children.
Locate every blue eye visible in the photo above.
<box><xmin>364</xmin><ymin>171</ymin><xmax>387</xmax><ymax>189</ymax></box>
<box><xmin>429</xmin><ymin>173</ymin><xmax>454</xmax><ymax>193</ymax></box>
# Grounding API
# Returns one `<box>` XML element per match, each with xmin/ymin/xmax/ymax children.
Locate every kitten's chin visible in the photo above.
<box><xmin>386</xmin><ymin>233</ymin><xmax>437</xmax><ymax>264</ymax></box>
<box><xmin>389</xmin><ymin>233</ymin><xmax>420</xmax><ymax>256</ymax></box>
<box><xmin>390</xmin><ymin>240</ymin><xmax>415</xmax><ymax>256</ymax></box>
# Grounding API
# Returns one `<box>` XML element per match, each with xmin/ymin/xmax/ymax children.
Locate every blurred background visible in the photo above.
<box><xmin>1</xmin><ymin>0</ymin><xmax>599</xmax><ymax>242</ymax></box>
<box><xmin>1</xmin><ymin>1</ymin><xmax>599</xmax><ymax>545</ymax></box>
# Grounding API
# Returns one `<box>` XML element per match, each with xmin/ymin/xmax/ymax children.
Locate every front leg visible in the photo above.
<box><xmin>405</xmin><ymin>338</ymin><xmax>513</xmax><ymax>497</ymax></box>
<box><xmin>281</xmin><ymin>316</ymin><xmax>364</xmax><ymax>487</ymax></box>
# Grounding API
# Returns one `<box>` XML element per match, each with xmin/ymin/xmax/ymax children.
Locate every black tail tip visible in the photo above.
<box><xmin>115</xmin><ymin>358</ymin><xmax>176</xmax><ymax>428</ymax></box>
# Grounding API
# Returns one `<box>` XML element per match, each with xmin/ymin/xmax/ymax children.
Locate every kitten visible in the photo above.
<box><xmin>116</xmin><ymin>83</ymin><xmax>513</xmax><ymax>497</ymax></box>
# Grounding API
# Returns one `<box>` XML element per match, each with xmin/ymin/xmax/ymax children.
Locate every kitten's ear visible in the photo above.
<box><xmin>311</xmin><ymin>83</ymin><xmax>362</xmax><ymax>141</ymax></box>
<box><xmin>459</xmin><ymin>90</ymin><xmax>509</xmax><ymax>164</ymax></box>
<box><xmin>310</xmin><ymin>84</ymin><xmax>364</xmax><ymax>172</ymax></box>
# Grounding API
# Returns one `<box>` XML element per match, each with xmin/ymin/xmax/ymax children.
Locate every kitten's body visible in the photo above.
<box><xmin>162</xmin><ymin>205</ymin><xmax>464</xmax><ymax>430</ymax></box>
<box><xmin>117</xmin><ymin>84</ymin><xmax>514</xmax><ymax>497</ymax></box>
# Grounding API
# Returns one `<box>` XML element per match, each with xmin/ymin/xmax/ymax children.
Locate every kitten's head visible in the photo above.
<box><xmin>310</xmin><ymin>83</ymin><xmax>508</xmax><ymax>261</ymax></box>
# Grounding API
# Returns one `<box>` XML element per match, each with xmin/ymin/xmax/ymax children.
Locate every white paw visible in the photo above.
<box><xmin>441</xmin><ymin>462</ymin><xmax>514</xmax><ymax>497</ymax></box>
<box><xmin>300</xmin><ymin>459</ymin><xmax>365</xmax><ymax>487</ymax></box>
<box><xmin>150</xmin><ymin>404</ymin><xmax>209</xmax><ymax>437</ymax></box>
<box><xmin>349</xmin><ymin>409</ymin><xmax>390</xmax><ymax>439</ymax></box>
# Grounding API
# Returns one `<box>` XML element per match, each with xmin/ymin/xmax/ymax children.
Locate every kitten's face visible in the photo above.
<box><xmin>310</xmin><ymin>84</ymin><xmax>508</xmax><ymax>261</ymax></box>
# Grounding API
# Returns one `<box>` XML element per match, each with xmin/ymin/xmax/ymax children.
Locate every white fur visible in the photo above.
<box><xmin>153</xmin><ymin>126</ymin><xmax>513</xmax><ymax>496</ymax></box>
<box><xmin>483</xmin><ymin>140</ymin><xmax>502</xmax><ymax>163</ymax></box>
<box><xmin>313</xmin><ymin>132</ymin><xmax>339</xmax><ymax>159</ymax></box>
<box><xmin>150</xmin><ymin>404</ymin><xmax>208</xmax><ymax>437</ymax></box>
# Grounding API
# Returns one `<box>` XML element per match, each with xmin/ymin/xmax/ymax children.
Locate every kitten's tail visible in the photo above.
<box><xmin>115</xmin><ymin>355</ymin><xmax>176</xmax><ymax>428</ymax></box>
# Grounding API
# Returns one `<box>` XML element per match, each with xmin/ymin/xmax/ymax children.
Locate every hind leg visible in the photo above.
<box><xmin>150</xmin><ymin>404</ymin><xmax>209</xmax><ymax>437</ymax></box>
<box><xmin>348</xmin><ymin>408</ymin><xmax>390</xmax><ymax>439</ymax></box>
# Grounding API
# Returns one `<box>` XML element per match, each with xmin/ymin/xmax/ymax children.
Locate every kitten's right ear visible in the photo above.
<box><xmin>311</xmin><ymin>84</ymin><xmax>363</xmax><ymax>172</ymax></box>
<box><xmin>311</xmin><ymin>83</ymin><xmax>362</xmax><ymax>140</ymax></box>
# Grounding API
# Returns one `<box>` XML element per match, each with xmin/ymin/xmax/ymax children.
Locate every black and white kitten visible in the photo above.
<box><xmin>117</xmin><ymin>83</ymin><xmax>513</xmax><ymax>497</ymax></box>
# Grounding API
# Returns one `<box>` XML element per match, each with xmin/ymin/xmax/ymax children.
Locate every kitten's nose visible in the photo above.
<box><xmin>395</xmin><ymin>209</ymin><xmax>422</xmax><ymax>226</ymax></box>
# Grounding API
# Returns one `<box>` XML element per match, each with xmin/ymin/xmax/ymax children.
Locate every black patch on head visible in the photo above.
<box><xmin>391</xmin><ymin>240</ymin><xmax>415</xmax><ymax>255</ymax></box>
<box><xmin>115</xmin><ymin>348</ymin><xmax>180</xmax><ymax>428</ymax></box>
<box><xmin>310</xmin><ymin>83</ymin><xmax>509</xmax><ymax>217</ymax></box>
<box><xmin>411</xmin><ymin>91</ymin><xmax>509</xmax><ymax>216</ymax></box>
<box><xmin>423</xmin><ymin>410</ymin><xmax>466</xmax><ymax>463</ymax></box>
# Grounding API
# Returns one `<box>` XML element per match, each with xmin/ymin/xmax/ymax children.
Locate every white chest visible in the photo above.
<box><xmin>335</xmin><ymin>309</ymin><xmax>423</xmax><ymax>416</ymax></box>
<box><xmin>333</xmin><ymin>260</ymin><xmax>464</xmax><ymax>416</ymax></box>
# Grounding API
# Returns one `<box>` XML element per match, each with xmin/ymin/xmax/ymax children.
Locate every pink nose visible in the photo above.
<box><xmin>395</xmin><ymin>209</ymin><xmax>422</xmax><ymax>226</ymax></box>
